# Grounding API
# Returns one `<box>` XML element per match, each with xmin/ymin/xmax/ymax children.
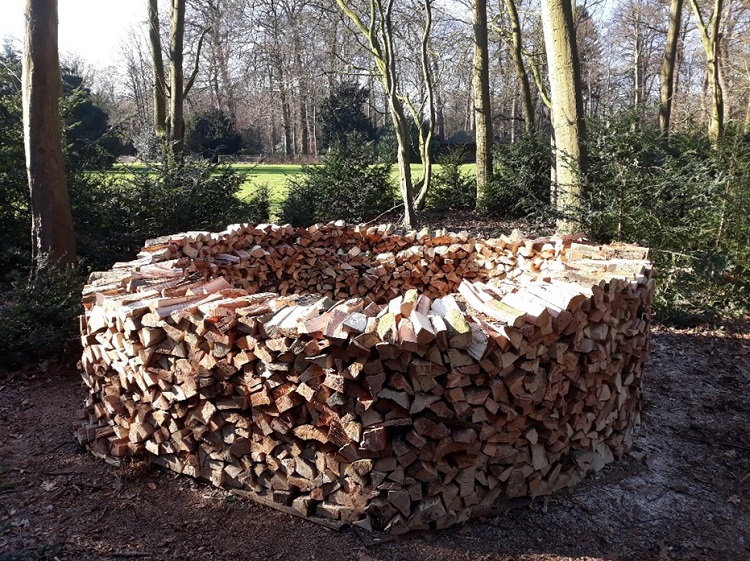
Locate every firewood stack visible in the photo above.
<box><xmin>125</xmin><ymin>222</ymin><xmax>575</xmax><ymax>302</ymax></box>
<box><xmin>77</xmin><ymin>222</ymin><xmax>654</xmax><ymax>533</ymax></box>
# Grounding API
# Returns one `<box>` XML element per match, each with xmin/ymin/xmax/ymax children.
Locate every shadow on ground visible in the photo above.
<box><xmin>1</xmin><ymin>327</ymin><xmax>748</xmax><ymax>561</ymax></box>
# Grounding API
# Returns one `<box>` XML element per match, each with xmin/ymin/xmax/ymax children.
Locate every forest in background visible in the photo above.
<box><xmin>0</xmin><ymin>0</ymin><xmax>749</xmax><ymax>374</ymax></box>
<box><xmin>49</xmin><ymin>0</ymin><xmax>748</xmax><ymax>159</ymax></box>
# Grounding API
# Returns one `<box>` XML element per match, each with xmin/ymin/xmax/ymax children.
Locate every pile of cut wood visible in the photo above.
<box><xmin>126</xmin><ymin>222</ymin><xmax>588</xmax><ymax>302</ymax></box>
<box><xmin>77</xmin><ymin>222</ymin><xmax>653</xmax><ymax>533</ymax></box>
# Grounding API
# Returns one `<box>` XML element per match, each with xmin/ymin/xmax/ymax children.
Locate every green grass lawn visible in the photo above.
<box><xmin>236</xmin><ymin>164</ymin><xmax>304</xmax><ymax>214</ymax></box>
<box><xmin>236</xmin><ymin>164</ymin><xmax>305</xmax><ymax>193</ymax></box>
<box><xmin>236</xmin><ymin>162</ymin><xmax>474</xmax><ymax>198</ymax></box>
<box><xmin>106</xmin><ymin>161</ymin><xmax>475</xmax><ymax>220</ymax></box>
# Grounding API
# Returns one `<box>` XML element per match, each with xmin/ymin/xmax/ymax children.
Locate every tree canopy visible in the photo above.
<box><xmin>318</xmin><ymin>84</ymin><xmax>376</xmax><ymax>150</ymax></box>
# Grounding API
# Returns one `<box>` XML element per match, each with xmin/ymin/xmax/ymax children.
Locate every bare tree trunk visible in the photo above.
<box><xmin>634</xmin><ymin>29</ymin><xmax>642</xmax><ymax>107</ymax></box>
<box><xmin>169</xmin><ymin>0</ymin><xmax>186</xmax><ymax>156</ymax></box>
<box><xmin>412</xmin><ymin>0</ymin><xmax>436</xmax><ymax>210</ymax></box>
<box><xmin>280</xmin><ymin>85</ymin><xmax>292</xmax><ymax>156</ymax></box>
<box><xmin>22</xmin><ymin>0</ymin><xmax>76</xmax><ymax>264</ymax></box>
<box><xmin>672</xmin><ymin>17</ymin><xmax>689</xmax><ymax>129</ymax></box>
<box><xmin>718</xmin><ymin>0</ymin><xmax>736</xmax><ymax>126</ymax></box>
<box><xmin>472</xmin><ymin>0</ymin><xmax>492</xmax><ymax>205</ymax></box>
<box><xmin>392</xmin><ymin>105</ymin><xmax>416</xmax><ymax>226</ymax></box>
<box><xmin>541</xmin><ymin>0</ymin><xmax>587</xmax><ymax>234</ymax></box>
<box><xmin>296</xmin><ymin>52</ymin><xmax>310</xmax><ymax>155</ymax></box>
<box><xmin>271</xmin><ymin>107</ymin><xmax>278</xmax><ymax>154</ymax></box>
<box><xmin>688</xmin><ymin>0</ymin><xmax>724</xmax><ymax>145</ymax></box>
<box><xmin>432</xmin><ymin>59</ymin><xmax>445</xmax><ymax>141</ymax></box>
<box><xmin>660</xmin><ymin>0</ymin><xmax>682</xmax><ymax>139</ymax></box>
<box><xmin>151</xmin><ymin>0</ymin><xmax>207</xmax><ymax>159</ymax></box>
<box><xmin>210</xmin><ymin>2</ymin><xmax>237</xmax><ymax>124</ymax></box>
<box><xmin>299</xmin><ymin>99</ymin><xmax>310</xmax><ymax>155</ymax></box>
<box><xmin>707</xmin><ymin>37</ymin><xmax>724</xmax><ymax>143</ymax></box>
<box><xmin>504</xmin><ymin>0</ymin><xmax>534</xmax><ymax>133</ymax></box>
<box><xmin>149</xmin><ymin>0</ymin><xmax>168</xmax><ymax>139</ymax></box>
<box><xmin>336</xmin><ymin>0</ymin><xmax>417</xmax><ymax>227</ymax></box>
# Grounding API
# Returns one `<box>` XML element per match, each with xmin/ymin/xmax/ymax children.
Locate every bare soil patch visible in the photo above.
<box><xmin>0</xmin><ymin>325</ymin><xmax>747</xmax><ymax>561</ymax></box>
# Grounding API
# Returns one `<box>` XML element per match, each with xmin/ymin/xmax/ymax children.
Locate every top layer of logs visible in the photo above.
<box><xmin>84</xmin><ymin>221</ymin><xmax>650</xmax><ymax>306</ymax></box>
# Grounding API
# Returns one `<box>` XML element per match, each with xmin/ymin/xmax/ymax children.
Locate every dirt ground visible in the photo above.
<box><xmin>1</xmin><ymin>325</ymin><xmax>748</xmax><ymax>561</ymax></box>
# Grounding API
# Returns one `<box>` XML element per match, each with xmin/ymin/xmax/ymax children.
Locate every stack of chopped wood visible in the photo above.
<box><xmin>77</xmin><ymin>222</ymin><xmax>653</xmax><ymax>533</ymax></box>
<box><xmin>126</xmin><ymin>222</ymin><xmax>585</xmax><ymax>303</ymax></box>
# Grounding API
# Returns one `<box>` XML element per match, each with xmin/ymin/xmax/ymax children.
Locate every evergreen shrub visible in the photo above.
<box><xmin>72</xmin><ymin>156</ymin><xmax>268</xmax><ymax>269</ymax></box>
<box><xmin>482</xmin><ymin>133</ymin><xmax>552</xmax><ymax>219</ymax></box>
<box><xmin>0</xmin><ymin>255</ymin><xmax>83</xmax><ymax>373</ymax></box>
<box><xmin>425</xmin><ymin>149</ymin><xmax>475</xmax><ymax>211</ymax></box>
<box><xmin>583</xmin><ymin>112</ymin><xmax>750</xmax><ymax>325</ymax></box>
<box><xmin>281</xmin><ymin>138</ymin><xmax>395</xmax><ymax>226</ymax></box>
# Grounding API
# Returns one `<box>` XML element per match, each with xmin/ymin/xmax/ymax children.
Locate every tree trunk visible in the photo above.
<box><xmin>413</xmin><ymin>0</ymin><xmax>436</xmax><ymax>211</ymax></box>
<box><xmin>22</xmin><ymin>0</ymin><xmax>76</xmax><ymax>265</ymax></box>
<box><xmin>336</xmin><ymin>0</ymin><xmax>417</xmax><ymax>227</ymax></box>
<box><xmin>149</xmin><ymin>0</ymin><xmax>168</xmax><ymax>139</ymax></box>
<box><xmin>432</xmin><ymin>59</ymin><xmax>445</xmax><ymax>141</ymax></box>
<box><xmin>504</xmin><ymin>0</ymin><xmax>534</xmax><ymax>134</ymax></box>
<box><xmin>300</xmin><ymin>98</ymin><xmax>310</xmax><ymax>155</ymax></box>
<box><xmin>211</xmin><ymin>3</ymin><xmax>237</xmax><ymax>124</ymax></box>
<box><xmin>718</xmin><ymin>2</ymin><xmax>735</xmax><ymax>126</ymax></box>
<box><xmin>296</xmin><ymin>52</ymin><xmax>310</xmax><ymax>155</ymax></box>
<box><xmin>633</xmin><ymin>29</ymin><xmax>642</xmax><ymax>107</ymax></box>
<box><xmin>472</xmin><ymin>0</ymin><xmax>492</xmax><ymax>206</ymax></box>
<box><xmin>391</xmin><ymin>102</ymin><xmax>417</xmax><ymax>227</ymax></box>
<box><xmin>659</xmin><ymin>0</ymin><xmax>682</xmax><ymax>139</ymax></box>
<box><xmin>169</xmin><ymin>0</ymin><xmax>186</xmax><ymax>156</ymax></box>
<box><xmin>281</xmin><ymin>91</ymin><xmax>292</xmax><ymax>156</ymax></box>
<box><xmin>706</xmin><ymin>39</ymin><xmax>724</xmax><ymax>144</ymax></box>
<box><xmin>688</xmin><ymin>0</ymin><xmax>724</xmax><ymax>145</ymax></box>
<box><xmin>540</xmin><ymin>0</ymin><xmax>587</xmax><ymax>234</ymax></box>
<box><xmin>671</xmin><ymin>17</ymin><xmax>689</xmax><ymax>130</ymax></box>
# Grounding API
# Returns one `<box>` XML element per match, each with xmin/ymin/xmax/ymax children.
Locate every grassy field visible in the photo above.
<box><xmin>236</xmin><ymin>163</ymin><xmax>437</xmax><ymax>216</ymax></box>
<box><xmin>234</xmin><ymin>164</ymin><xmax>305</xmax><ymax>194</ymax></box>
<box><xmin>236</xmin><ymin>164</ymin><xmax>304</xmax><ymax>212</ymax></box>
<box><xmin>235</xmin><ymin>163</ymin><xmax>444</xmax><ymax>199</ymax></box>
<box><xmin>107</xmin><ymin>162</ymin><xmax>473</xmax><ymax>219</ymax></box>
<box><xmin>107</xmin><ymin>162</ymin><xmax>303</xmax><ymax>210</ymax></box>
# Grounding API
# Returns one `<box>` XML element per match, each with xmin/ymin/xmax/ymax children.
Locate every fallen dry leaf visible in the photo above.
<box><xmin>40</xmin><ymin>480</ymin><xmax>57</xmax><ymax>492</ymax></box>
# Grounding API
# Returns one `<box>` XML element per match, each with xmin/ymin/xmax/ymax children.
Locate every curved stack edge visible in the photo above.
<box><xmin>77</xmin><ymin>222</ymin><xmax>654</xmax><ymax>533</ymax></box>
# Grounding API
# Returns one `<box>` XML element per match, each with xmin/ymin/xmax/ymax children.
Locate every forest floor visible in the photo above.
<box><xmin>1</xmin><ymin>213</ymin><xmax>749</xmax><ymax>561</ymax></box>
<box><xmin>1</xmin><ymin>328</ymin><xmax>748</xmax><ymax>561</ymax></box>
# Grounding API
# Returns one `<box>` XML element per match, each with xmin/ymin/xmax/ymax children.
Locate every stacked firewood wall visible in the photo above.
<box><xmin>77</xmin><ymin>222</ymin><xmax>653</xmax><ymax>533</ymax></box>
<box><xmin>127</xmin><ymin>222</ymin><xmax>576</xmax><ymax>301</ymax></box>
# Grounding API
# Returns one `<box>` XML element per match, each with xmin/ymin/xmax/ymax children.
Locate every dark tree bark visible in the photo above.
<box><xmin>503</xmin><ymin>0</ymin><xmax>535</xmax><ymax>134</ymax></box>
<box><xmin>169</xmin><ymin>0</ymin><xmax>186</xmax><ymax>155</ymax></box>
<box><xmin>472</xmin><ymin>0</ymin><xmax>493</xmax><ymax>205</ymax></box>
<box><xmin>22</xmin><ymin>0</ymin><xmax>76</xmax><ymax>265</ymax></box>
<box><xmin>659</xmin><ymin>0</ymin><xmax>682</xmax><ymax>139</ymax></box>
<box><xmin>148</xmin><ymin>0</ymin><xmax>167</xmax><ymax>139</ymax></box>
